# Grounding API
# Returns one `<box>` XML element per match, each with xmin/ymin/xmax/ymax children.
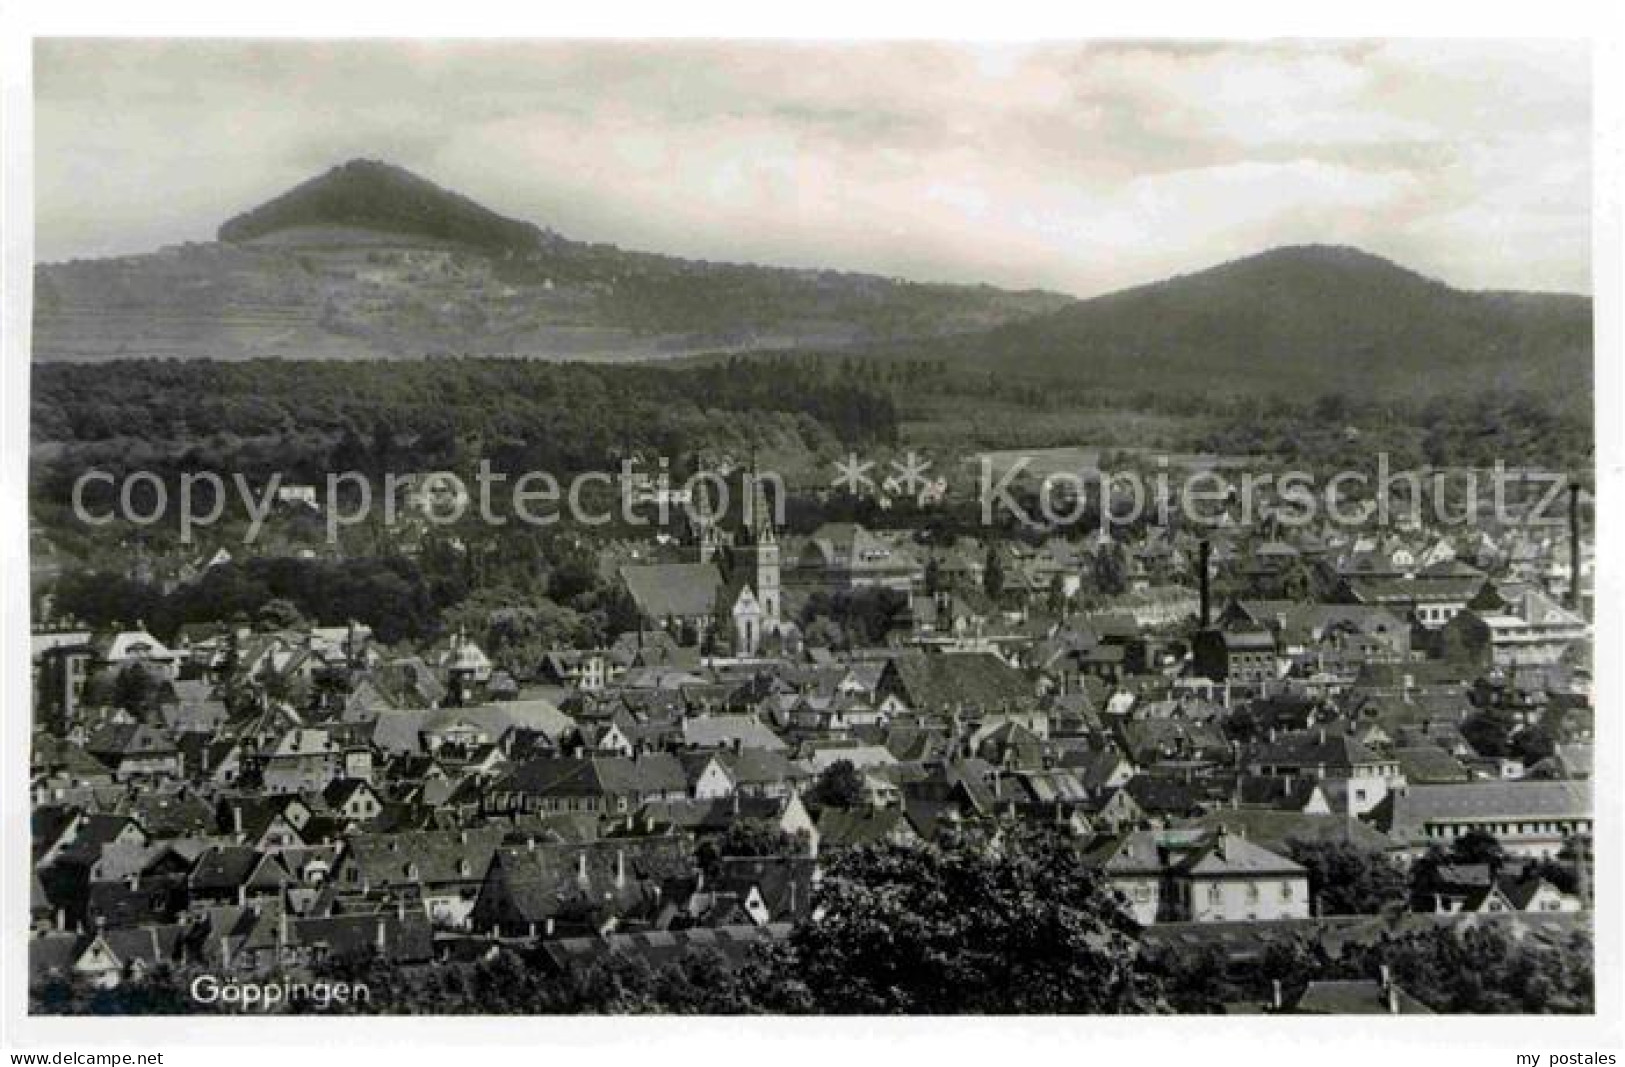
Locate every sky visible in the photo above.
<box><xmin>33</xmin><ymin>38</ymin><xmax>1592</xmax><ymax>296</ymax></box>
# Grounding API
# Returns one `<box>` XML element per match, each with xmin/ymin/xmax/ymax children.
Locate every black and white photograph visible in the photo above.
<box><xmin>1</xmin><ymin>9</ymin><xmax>1620</xmax><ymax>1058</ymax></box>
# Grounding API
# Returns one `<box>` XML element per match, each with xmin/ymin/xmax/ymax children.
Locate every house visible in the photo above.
<box><xmin>709</xmin><ymin>856</ymin><xmax>819</xmax><ymax>925</ymax></box>
<box><xmin>1082</xmin><ymin>827</ymin><xmax>1310</xmax><ymax>924</ymax></box>
<box><xmin>35</xmin><ymin>811</ymin><xmax>149</xmax><ymax>868</ymax></box>
<box><xmin>1057</xmin><ymin>747</ymin><xmax>1136</xmax><ymax>793</ymax></box>
<box><xmin>1441</xmin><ymin>589</ymin><xmax>1589</xmax><ymax>669</ymax></box>
<box><xmin>875</xmin><ymin>650</ymin><xmax>1032</xmax><ymax>715</ymax></box>
<box><xmin>44</xmin><ymin>924</ymin><xmax>189</xmax><ymax>989</ymax></box>
<box><xmin>249</xmin><ymin>728</ymin><xmax>346</xmax><ymax>794</ymax></box>
<box><xmin>1101</xmin><ymin>585</ymin><xmax>1201</xmax><ymax>629</ymax></box>
<box><xmin>1220</xmin><ymin>601</ymin><xmax>1411</xmax><ymax>661</ymax></box>
<box><xmin>1191</xmin><ymin>629</ymin><xmax>1278</xmax><ymax>688</ymax></box>
<box><xmin>93</xmin><ymin>628</ymin><xmax>180</xmax><ymax>679</ymax></box>
<box><xmin>482</xmin><ymin>755</ymin><xmax>689</xmax><ymax>817</ymax></box>
<box><xmin>1336</xmin><ymin>570</ymin><xmax>1485</xmax><ymax>631</ymax></box>
<box><xmin>1378</xmin><ymin>780</ymin><xmax>1592</xmax><ymax>860</ymax></box>
<box><xmin>366</xmin><ymin>700</ymin><xmax>575</xmax><ymax>758</ymax></box>
<box><xmin>639</xmin><ymin>792</ymin><xmax>818</xmax><ymax>856</ymax></box>
<box><xmin>31</xmin><ymin>737</ymin><xmax>116</xmax><ymax>803</ymax></box>
<box><xmin>1113</xmin><ymin>719</ymin><xmax>1230</xmax><ymax>768</ymax></box>
<box><xmin>531</xmin><ymin>650</ymin><xmax>605</xmax><ymax>692</ymax></box>
<box><xmin>1243</xmin><ymin>730</ymin><xmax>1405</xmax><ymax>817</ymax></box>
<box><xmin>814</xmin><ymin>806</ymin><xmax>921</xmax><ymax>852</ymax></box>
<box><xmin>221</xmin><ymin>908</ymin><xmax>435</xmax><ymax>973</ymax></box>
<box><xmin>1498</xmin><ymin>875</ymin><xmax>1584</xmax><ymax>914</ymax></box>
<box><xmin>330</xmin><ymin>828</ymin><xmax>508</xmax><ymax>929</ymax></box>
<box><xmin>188</xmin><ymin>846</ymin><xmax>295</xmax><ymax>906</ymax></box>
<box><xmin>323</xmin><ymin>778</ymin><xmax>386</xmax><ymax>823</ymax></box>
<box><xmin>680</xmin><ymin>713</ymin><xmax>788</xmax><ymax>753</ymax></box>
<box><xmin>1229</xmin><ymin>775</ymin><xmax>1333</xmax><ymax>814</ymax></box>
<box><xmin>470</xmin><ymin>836</ymin><xmax>694</xmax><ymax>938</ymax></box>
<box><xmin>83</xmin><ymin>724</ymin><xmax>181</xmax><ymax>781</ymax></box>
<box><xmin>790</xmin><ymin>522</ymin><xmax>918</xmax><ymax>592</ymax></box>
<box><xmin>1393</xmin><ymin>746</ymin><xmax>1473</xmax><ymax>785</ymax></box>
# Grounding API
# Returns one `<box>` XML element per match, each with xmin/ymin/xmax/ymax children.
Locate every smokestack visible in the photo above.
<box><xmin>1198</xmin><ymin>540</ymin><xmax>1212</xmax><ymax>629</ymax></box>
<box><xmin>1568</xmin><ymin>482</ymin><xmax>1582</xmax><ymax>612</ymax></box>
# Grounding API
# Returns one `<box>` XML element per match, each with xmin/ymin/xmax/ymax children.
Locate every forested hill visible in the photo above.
<box><xmin>925</xmin><ymin>245</ymin><xmax>1593</xmax><ymax>407</ymax></box>
<box><xmin>29</xmin><ymin>355</ymin><xmax>899</xmax><ymax>490</ymax></box>
<box><xmin>32</xmin><ymin>159</ymin><xmax>1071</xmax><ymax>362</ymax></box>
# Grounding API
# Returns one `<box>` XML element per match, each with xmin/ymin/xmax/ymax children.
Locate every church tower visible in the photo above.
<box><xmin>752</xmin><ymin>478</ymin><xmax>780</xmax><ymax>625</ymax></box>
<box><xmin>740</xmin><ymin>464</ymin><xmax>781</xmax><ymax>626</ymax></box>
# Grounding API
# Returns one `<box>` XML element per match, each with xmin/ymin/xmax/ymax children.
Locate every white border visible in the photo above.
<box><xmin>2</xmin><ymin>2</ymin><xmax>1622</xmax><ymax>1059</ymax></box>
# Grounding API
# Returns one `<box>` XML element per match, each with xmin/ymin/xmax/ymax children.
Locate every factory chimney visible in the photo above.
<box><xmin>1568</xmin><ymin>482</ymin><xmax>1583</xmax><ymax>613</ymax></box>
<box><xmin>1198</xmin><ymin>539</ymin><xmax>1212</xmax><ymax>629</ymax></box>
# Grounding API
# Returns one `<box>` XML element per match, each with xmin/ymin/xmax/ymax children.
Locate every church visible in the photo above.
<box><xmin>617</xmin><ymin>468</ymin><xmax>790</xmax><ymax>657</ymax></box>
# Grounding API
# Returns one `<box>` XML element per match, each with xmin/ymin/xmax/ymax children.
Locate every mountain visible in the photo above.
<box><xmin>33</xmin><ymin>163</ymin><xmax>1592</xmax><ymax>398</ymax></box>
<box><xmin>937</xmin><ymin>245</ymin><xmax>1592</xmax><ymax>401</ymax></box>
<box><xmin>215</xmin><ymin>159</ymin><xmax>551</xmax><ymax>251</ymax></box>
<box><xmin>32</xmin><ymin>160</ymin><xmax>1070</xmax><ymax>363</ymax></box>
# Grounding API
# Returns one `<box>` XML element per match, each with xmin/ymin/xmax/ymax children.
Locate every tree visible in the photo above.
<box><xmin>255</xmin><ymin>597</ymin><xmax>308</xmax><ymax>632</ymax></box>
<box><xmin>1510</xmin><ymin>720</ymin><xmax>1560</xmax><ymax>766</ymax></box>
<box><xmin>1449</xmin><ymin>828</ymin><xmax>1508</xmax><ymax>872</ymax></box>
<box><xmin>924</xmin><ymin>556</ymin><xmax>944</xmax><ymax>596</ymax></box>
<box><xmin>1046</xmin><ymin>573</ymin><xmax>1071</xmax><ymax>617</ymax></box>
<box><xmin>1093</xmin><ymin>543</ymin><xmax>1127</xmax><ymax>596</ymax></box>
<box><xmin>111</xmin><ymin>662</ymin><xmax>165</xmax><ymax>716</ymax></box>
<box><xmin>983</xmin><ymin>544</ymin><xmax>1006</xmax><ymax>601</ymax></box>
<box><xmin>1340</xmin><ymin>923</ymin><xmax>1592</xmax><ymax>1014</ymax></box>
<box><xmin>697</xmin><ymin>820</ymin><xmax>804</xmax><ymax>874</ymax></box>
<box><xmin>1284</xmin><ymin>838</ymin><xmax>1409</xmax><ymax>916</ymax></box>
<box><xmin>1461</xmin><ymin>710</ymin><xmax>1515</xmax><ymax>758</ymax></box>
<box><xmin>777</xmin><ymin>825</ymin><xmax>1165</xmax><ymax>1013</ymax></box>
<box><xmin>810</xmin><ymin>760</ymin><xmax>866</xmax><ymax>810</ymax></box>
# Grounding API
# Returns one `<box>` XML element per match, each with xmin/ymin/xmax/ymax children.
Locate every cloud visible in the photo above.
<box><xmin>33</xmin><ymin>38</ymin><xmax>1591</xmax><ymax>295</ymax></box>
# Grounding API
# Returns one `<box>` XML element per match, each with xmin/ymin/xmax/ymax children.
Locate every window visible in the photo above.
<box><xmin>1207</xmin><ymin>884</ymin><xmax>1222</xmax><ymax>903</ymax></box>
<box><xmin>1245</xmin><ymin>882</ymin><xmax>1260</xmax><ymax>903</ymax></box>
<box><xmin>1281</xmin><ymin>882</ymin><xmax>1294</xmax><ymax>900</ymax></box>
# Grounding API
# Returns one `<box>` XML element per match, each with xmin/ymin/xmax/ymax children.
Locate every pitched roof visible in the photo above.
<box><xmin>680</xmin><ymin>714</ymin><xmax>787</xmax><ymax>752</ymax></box>
<box><xmin>368</xmin><ymin>700</ymin><xmax>574</xmax><ymax>755</ymax></box>
<box><xmin>620</xmin><ymin>563</ymin><xmax>724</xmax><ymax>619</ymax></box>
<box><xmin>1393</xmin><ymin>746</ymin><xmax>1473</xmax><ymax>784</ymax></box>
<box><xmin>342</xmin><ymin>827</ymin><xmax>508</xmax><ymax>888</ymax></box>
<box><xmin>1183</xmin><ymin>810</ymin><xmax>1399</xmax><ymax>854</ymax></box>
<box><xmin>1385</xmin><ymin>781</ymin><xmax>1592</xmax><ymax>839</ymax></box>
<box><xmin>491</xmin><ymin>754</ymin><xmax>688</xmax><ymax>800</ymax></box>
<box><xmin>291</xmin><ymin>910</ymin><xmax>434</xmax><ymax>965</ymax></box>
<box><xmin>881</xmin><ymin>650</ymin><xmax>1032</xmax><ymax>712</ymax></box>
<box><xmin>538</xmin><ymin>923</ymin><xmax>789</xmax><ymax>974</ymax></box>
<box><xmin>482</xmin><ymin>837</ymin><xmax>693</xmax><ymax>925</ymax></box>
<box><xmin>1246</xmin><ymin>731</ymin><xmax>1385</xmax><ymax>769</ymax></box>
<box><xmin>815</xmin><ymin>806</ymin><xmax>914</xmax><ymax>849</ymax></box>
<box><xmin>1082</xmin><ymin>828</ymin><xmax>1304</xmax><ymax>878</ymax></box>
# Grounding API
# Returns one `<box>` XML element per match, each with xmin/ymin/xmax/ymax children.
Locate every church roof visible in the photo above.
<box><xmin>621</xmin><ymin>563</ymin><xmax>724</xmax><ymax>619</ymax></box>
